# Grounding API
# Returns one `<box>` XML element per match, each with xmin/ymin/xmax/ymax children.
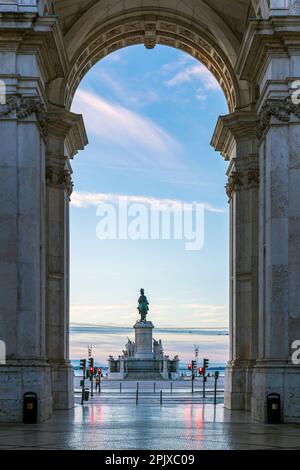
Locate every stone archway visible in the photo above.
<box><xmin>0</xmin><ymin>0</ymin><xmax>300</xmax><ymax>423</ymax></box>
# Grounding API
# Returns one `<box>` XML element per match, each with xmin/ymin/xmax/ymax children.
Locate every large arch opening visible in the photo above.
<box><xmin>2</xmin><ymin>0</ymin><xmax>299</xmax><ymax>429</ymax></box>
<box><xmin>48</xmin><ymin>3</ymin><xmax>251</xmax><ymax>111</ymax></box>
<box><xmin>45</xmin><ymin>2</ymin><xmax>256</xmax><ymax>415</ymax></box>
<box><xmin>68</xmin><ymin>43</ymin><xmax>230</xmax><ymax>375</ymax></box>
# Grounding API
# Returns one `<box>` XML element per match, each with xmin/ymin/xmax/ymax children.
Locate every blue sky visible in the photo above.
<box><xmin>70</xmin><ymin>45</ymin><xmax>229</xmax><ymax>335</ymax></box>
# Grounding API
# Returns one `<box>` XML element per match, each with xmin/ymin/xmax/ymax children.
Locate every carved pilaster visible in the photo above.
<box><xmin>46</xmin><ymin>155</ymin><xmax>73</xmax><ymax>199</ymax></box>
<box><xmin>45</xmin><ymin>106</ymin><xmax>87</xmax><ymax>200</ymax></box>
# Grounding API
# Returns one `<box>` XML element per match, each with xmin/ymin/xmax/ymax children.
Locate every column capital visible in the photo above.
<box><xmin>257</xmin><ymin>97</ymin><xmax>300</xmax><ymax>140</ymax></box>
<box><xmin>47</xmin><ymin>105</ymin><xmax>88</xmax><ymax>158</ymax></box>
<box><xmin>0</xmin><ymin>94</ymin><xmax>47</xmax><ymax>137</ymax></box>
<box><xmin>211</xmin><ymin>110</ymin><xmax>258</xmax><ymax>160</ymax></box>
<box><xmin>226</xmin><ymin>155</ymin><xmax>260</xmax><ymax>200</ymax></box>
<box><xmin>46</xmin><ymin>153</ymin><xmax>73</xmax><ymax>198</ymax></box>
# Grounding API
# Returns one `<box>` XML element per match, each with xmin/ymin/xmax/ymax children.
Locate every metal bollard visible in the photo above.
<box><xmin>120</xmin><ymin>382</ymin><xmax>122</xmax><ymax>394</ymax></box>
<box><xmin>214</xmin><ymin>380</ymin><xmax>217</xmax><ymax>405</ymax></box>
<box><xmin>214</xmin><ymin>371</ymin><xmax>219</xmax><ymax>405</ymax></box>
<box><xmin>136</xmin><ymin>388</ymin><xmax>139</xmax><ymax>405</ymax></box>
<box><xmin>160</xmin><ymin>390</ymin><xmax>163</xmax><ymax>405</ymax></box>
<box><xmin>171</xmin><ymin>382</ymin><xmax>173</xmax><ymax>394</ymax></box>
<box><xmin>154</xmin><ymin>382</ymin><xmax>156</xmax><ymax>393</ymax></box>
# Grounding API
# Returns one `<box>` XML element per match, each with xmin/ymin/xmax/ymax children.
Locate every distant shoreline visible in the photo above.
<box><xmin>69</xmin><ymin>324</ymin><xmax>229</xmax><ymax>363</ymax></box>
<box><xmin>71</xmin><ymin>323</ymin><xmax>229</xmax><ymax>331</ymax></box>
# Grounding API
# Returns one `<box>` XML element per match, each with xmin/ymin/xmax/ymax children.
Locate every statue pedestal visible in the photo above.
<box><xmin>134</xmin><ymin>321</ymin><xmax>154</xmax><ymax>359</ymax></box>
<box><xmin>108</xmin><ymin>318</ymin><xmax>180</xmax><ymax>380</ymax></box>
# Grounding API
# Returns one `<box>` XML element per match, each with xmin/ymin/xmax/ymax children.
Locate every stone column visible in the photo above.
<box><xmin>0</xmin><ymin>99</ymin><xmax>51</xmax><ymax>417</ymax></box>
<box><xmin>212</xmin><ymin>111</ymin><xmax>259</xmax><ymax>411</ymax></box>
<box><xmin>251</xmin><ymin>99</ymin><xmax>300</xmax><ymax>422</ymax></box>
<box><xmin>0</xmin><ymin>1</ymin><xmax>87</xmax><ymax>423</ymax></box>
<box><xmin>236</xmin><ymin>13</ymin><xmax>300</xmax><ymax>422</ymax></box>
<box><xmin>46</xmin><ymin>106</ymin><xmax>87</xmax><ymax>410</ymax></box>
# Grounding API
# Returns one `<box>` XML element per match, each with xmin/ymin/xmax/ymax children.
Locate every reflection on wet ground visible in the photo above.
<box><xmin>0</xmin><ymin>381</ymin><xmax>300</xmax><ymax>450</ymax></box>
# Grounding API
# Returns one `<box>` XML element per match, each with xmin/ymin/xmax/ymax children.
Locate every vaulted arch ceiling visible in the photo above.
<box><xmin>54</xmin><ymin>0</ymin><xmax>250</xmax><ymax>63</ymax></box>
<box><xmin>51</xmin><ymin>1</ymin><xmax>252</xmax><ymax>110</ymax></box>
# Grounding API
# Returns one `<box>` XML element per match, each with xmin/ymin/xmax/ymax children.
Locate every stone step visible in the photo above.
<box><xmin>124</xmin><ymin>372</ymin><xmax>165</xmax><ymax>380</ymax></box>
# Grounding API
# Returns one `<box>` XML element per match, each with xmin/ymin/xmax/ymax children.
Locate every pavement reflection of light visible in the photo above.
<box><xmin>89</xmin><ymin>405</ymin><xmax>95</xmax><ymax>427</ymax></box>
<box><xmin>97</xmin><ymin>405</ymin><xmax>103</xmax><ymax>425</ymax></box>
<box><xmin>197</xmin><ymin>405</ymin><xmax>204</xmax><ymax>430</ymax></box>
<box><xmin>83</xmin><ymin>405</ymin><xmax>90</xmax><ymax>423</ymax></box>
<box><xmin>0</xmin><ymin>400</ymin><xmax>300</xmax><ymax>450</ymax></box>
<box><xmin>184</xmin><ymin>404</ymin><xmax>192</xmax><ymax>441</ymax></box>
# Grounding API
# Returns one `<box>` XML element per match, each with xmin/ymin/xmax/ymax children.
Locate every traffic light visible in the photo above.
<box><xmin>191</xmin><ymin>361</ymin><xmax>196</xmax><ymax>370</ymax></box>
<box><xmin>203</xmin><ymin>358</ymin><xmax>209</xmax><ymax>371</ymax></box>
<box><xmin>88</xmin><ymin>357</ymin><xmax>94</xmax><ymax>373</ymax></box>
<box><xmin>198</xmin><ymin>367</ymin><xmax>204</xmax><ymax>376</ymax></box>
<box><xmin>98</xmin><ymin>368</ymin><xmax>102</xmax><ymax>375</ymax></box>
<box><xmin>80</xmin><ymin>359</ymin><xmax>86</xmax><ymax>371</ymax></box>
<box><xmin>214</xmin><ymin>371</ymin><xmax>219</xmax><ymax>379</ymax></box>
<box><xmin>188</xmin><ymin>363</ymin><xmax>192</xmax><ymax>370</ymax></box>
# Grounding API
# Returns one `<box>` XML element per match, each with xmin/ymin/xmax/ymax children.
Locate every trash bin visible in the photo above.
<box><xmin>84</xmin><ymin>390</ymin><xmax>89</xmax><ymax>401</ymax></box>
<box><xmin>266</xmin><ymin>393</ymin><xmax>281</xmax><ymax>424</ymax></box>
<box><xmin>23</xmin><ymin>392</ymin><xmax>38</xmax><ymax>424</ymax></box>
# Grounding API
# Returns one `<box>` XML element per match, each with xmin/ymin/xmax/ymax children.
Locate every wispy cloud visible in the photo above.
<box><xmin>96</xmin><ymin>69</ymin><xmax>160</xmax><ymax>108</ymax></box>
<box><xmin>165</xmin><ymin>63</ymin><xmax>221</xmax><ymax>91</ymax></box>
<box><xmin>160</xmin><ymin>55</ymin><xmax>192</xmax><ymax>75</ymax></box>
<box><xmin>70</xmin><ymin>302</ymin><xmax>228</xmax><ymax>332</ymax></box>
<box><xmin>72</xmin><ymin>90</ymin><xmax>183</xmax><ymax>171</ymax></box>
<box><xmin>70</xmin><ymin>191</ymin><xmax>227</xmax><ymax>214</ymax></box>
<box><xmin>71</xmin><ymin>303</ymin><xmax>136</xmax><ymax>325</ymax></box>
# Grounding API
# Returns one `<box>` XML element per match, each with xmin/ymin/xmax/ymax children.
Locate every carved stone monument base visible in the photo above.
<box><xmin>108</xmin><ymin>317</ymin><xmax>180</xmax><ymax>380</ymax></box>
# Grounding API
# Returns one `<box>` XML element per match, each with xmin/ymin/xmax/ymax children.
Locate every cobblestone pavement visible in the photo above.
<box><xmin>0</xmin><ymin>380</ymin><xmax>299</xmax><ymax>450</ymax></box>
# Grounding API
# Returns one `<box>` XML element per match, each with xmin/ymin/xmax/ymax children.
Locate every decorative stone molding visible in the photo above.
<box><xmin>144</xmin><ymin>22</ymin><xmax>157</xmax><ymax>49</ymax></box>
<box><xmin>0</xmin><ymin>95</ymin><xmax>48</xmax><ymax>137</ymax></box>
<box><xmin>226</xmin><ymin>158</ymin><xmax>260</xmax><ymax>200</ymax></box>
<box><xmin>211</xmin><ymin>111</ymin><xmax>258</xmax><ymax>161</ymax></box>
<box><xmin>226</xmin><ymin>172</ymin><xmax>243</xmax><ymax>199</ymax></box>
<box><xmin>46</xmin><ymin>165</ymin><xmax>73</xmax><ymax>198</ymax></box>
<box><xmin>0</xmin><ymin>0</ymin><xmax>38</xmax><ymax>13</ymax></box>
<box><xmin>47</xmin><ymin>105</ymin><xmax>88</xmax><ymax>159</ymax></box>
<box><xmin>0</xmin><ymin>96</ymin><xmax>18</xmax><ymax>117</ymax></box>
<box><xmin>66</xmin><ymin>16</ymin><xmax>239</xmax><ymax>112</ymax></box>
<box><xmin>248</xmin><ymin>167</ymin><xmax>260</xmax><ymax>187</ymax></box>
<box><xmin>250</xmin><ymin>0</ymin><xmax>272</xmax><ymax>18</ymax></box>
<box><xmin>257</xmin><ymin>97</ymin><xmax>300</xmax><ymax>140</ymax></box>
